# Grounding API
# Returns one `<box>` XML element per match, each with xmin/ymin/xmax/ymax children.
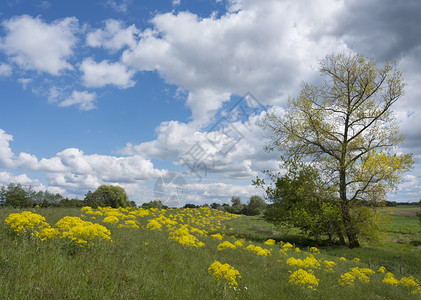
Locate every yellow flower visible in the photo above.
<box><xmin>382</xmin><ymin>272</ymin><xmax>399</xmax><ymax>286</ymax></box>
<box><xmin>309</xmin><ymin>247</ymin><xmax>320</xmax><ymax>254</ymax></box>
<box><xmin>352</xmin><ymin>257</ymin><xmax>361</xmax><ymax>262</ymax></box>
<box><xmin>211</xmin><ymin>233</ymin><xmax>224</xmax><ymax>240</ymax></box>
<box><xmin>103</xmin><ymin>216</ymin><xmax>119</xmax><ymax>224</ymax></box>
<box><xmin>208</xmin><ymin>261</ymin><xmax>241</xmax><ymax>288</ymax></box>
<box><xmin>217</xmin><ymin>241</ymin><xmax>237</xmax><ymax>251</ymax></box>
<box><xmin>339</xmin><ymin>267</ymin><xmax>374</xmax><ymax>286</ymax></box>
<box><xmin>377</xmin><ymin>266</ymin><xmax>386</xmax><ymax>274</ymax></box>
<box><xmin>4</xmin><ymin>211</ymin><xmax>50</xmax><ymax>238</ymax></box>
<box><xmin>288</xmin><ymin>269</ymin><xmax>319</xmax><ymax>290</ymax></box>
<box><xmin>264</xmin><ymin>239</ymin><xmax>276</xmax><ymax>245</ymax></box>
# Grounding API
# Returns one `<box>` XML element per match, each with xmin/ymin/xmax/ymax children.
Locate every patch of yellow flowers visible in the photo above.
<box><xmin>5</xmin><ymin>211</ymin><xmax>111</xmax><ymax>246</ymax></box>
<box><xmin>208</xmin><ymin>261</ymin><xmax>241</xmax><ymax>288</ymax></box>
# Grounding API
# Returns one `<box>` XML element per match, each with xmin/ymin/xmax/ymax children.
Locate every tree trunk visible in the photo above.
<box><xmin>339</xmin><ymin>163</ymin><xmax>361</xmax><ymax>248</ymax></box>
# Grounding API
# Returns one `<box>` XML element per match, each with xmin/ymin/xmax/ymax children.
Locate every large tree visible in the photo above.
<box><xmin>261</xmin><ymin>53</ymin><xmax>414</xmax><ymax>248</ymax></box>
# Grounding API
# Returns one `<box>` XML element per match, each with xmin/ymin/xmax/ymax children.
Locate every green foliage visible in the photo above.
<box><xmin>2</xmin><ymin>183</ymin><xmax>33</xmax><ymax>208</ymax></box>
<box><xmin>418</xmin><ymin>200</ymin><xmax>421</xmax><ymax>227</ymax></box>
<box><xmin>256</xmin><ymin>161</ymin><xmax>346</xmax><ymax>243</ymax></box>
<box><xmin>84</xmin><ymin>185</ymin><xmax>129</xmax><ymax>208</ymax></box>
<box><xmin>246</xmin><ymin>195</ymin><xmax>267</xmax><ymax>216</ymax></box>
<box><xmin>141</xmin><ymin>200</ymin><xmax>168</xmax><ymax>209</ymax></box>
<box><xmin>260</xmin><ymin>53</ymin><xmax>414</xmax><ymax>248</ymax></box>
<box><xmin>231</xmin><ymin>196</ymin><xmax>241</xmax><ymax>207</ymax></box>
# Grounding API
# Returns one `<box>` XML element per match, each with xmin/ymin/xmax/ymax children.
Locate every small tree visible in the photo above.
<box><xmin>246</xmin><ymin>195</ymin><xmax>266</xmax><ymax>216</ymax></box>
<box><xmin>260</xmin><ymin>53</ymin><xmax>414</xmax><ymax>247</ymax></box>
<box><xmin>84</xmin><ymin>185</ymin><xmax>129</xmax><ymax>208</ymax></box>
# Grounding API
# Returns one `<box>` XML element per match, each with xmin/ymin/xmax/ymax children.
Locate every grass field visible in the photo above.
<box><xmin>0</xmin><ymin>205</ymin><xmax>420</xmax><ymax>299</ymax></box>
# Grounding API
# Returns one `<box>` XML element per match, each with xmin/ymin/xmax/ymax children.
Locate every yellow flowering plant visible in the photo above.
<box><xmin>208</xmin><ymin>261</ymin><xmax>241</xmax><ymax>288</ymax></box>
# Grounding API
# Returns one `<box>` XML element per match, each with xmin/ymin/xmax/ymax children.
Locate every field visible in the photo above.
<box><xmin>0</xmin><ymin>205</ymin><xmax>420</xmax><ymax>299</ymax></box>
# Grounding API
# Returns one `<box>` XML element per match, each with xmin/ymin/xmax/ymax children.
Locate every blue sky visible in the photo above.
<box><xmin>0</xmin><ymin>0</ymin><xmax>420</xmax><ymax>205</ymax></box>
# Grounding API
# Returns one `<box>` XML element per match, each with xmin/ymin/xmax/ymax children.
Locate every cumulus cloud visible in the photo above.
<box><xmin>80</xmin><ymin>58</ymin><xmax>135</xmax><ymax>88</ymax></box>
<box><xmin>0</xmin><ymin>63</ymin><xmax>12</xmax><ymax>76</ymax></box>
<box><xmin>0</xmin><ymin>15</ymin><xmax>78</xmax><ymax>75</ymax></box>
<box><xmin>121</xmin><ymin>0</ymin><xmax>348</xmax><ymax>124</ymax></box>
<box><xmin>105</xmin><ymin>0</ymin><xmax>132</xmax><ymax>13</ymax></box>
<box><xmin>86</xmin><ymin>19</ymin><xmax>139</xmax><ymax>52</ymax></box>
<box><xmin>120</xmin><ymin>107</ymin><xmax>279</xmax><ymax>180</ymax></box>
<box><xmin>59</xmin><ymin>90</ymin><xmax>96</xmax><ymax>110</ymax></box>
<box><xmin>0</xmin><ymin>129</ymin><xmax>165</xmax><ymax>198</ymax></box>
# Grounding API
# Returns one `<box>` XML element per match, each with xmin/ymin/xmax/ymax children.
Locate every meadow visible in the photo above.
<box><xmin>0</xmin><ymin>205</ymin><xmax>420</xmax><ymax>299</ymax></box>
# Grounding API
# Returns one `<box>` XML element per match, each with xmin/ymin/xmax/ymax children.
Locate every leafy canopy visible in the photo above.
<box><xmin>260</xmin><ymin>53</ymin><xmax>414</xmax><ymax>247</ymax></box>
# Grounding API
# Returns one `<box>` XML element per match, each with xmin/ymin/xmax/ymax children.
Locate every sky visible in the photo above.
<box><xmin>0</xmin><ymin>0</ymin><xmax>420</xmax><ymax>206</ymax></box>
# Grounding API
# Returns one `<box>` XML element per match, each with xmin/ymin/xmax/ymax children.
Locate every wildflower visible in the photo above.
<box><xmin>309</xmin><ymin>247</ymin><xmax>320</xmax><ymax>254</ymax></box>
<box><xmin>234</xmin><ymin>239</ymin><xmax>244</xmax><ymax>247</ymax></box>
<box><xmin>287</xmin><ymin>255</ymin><xmax>320</xmax><ymax>270</ymax></box>
<box><xmin>339</xmin><ymin>257</ymin><xmax>347</xmax><ymax>262</ymax></box>
<box><xmin>339</xmin><ymin>267</ymin><xmax>374</xmax><ymax>286</ymax></box>
<box><xmin>117</xmin><ymin>220</ymin><xmax>140</xmax><ymax>229</ymax></box>
<box><xmin>400</xmin><ymin>276</ymin><xmax>420</xmax><ymax>290</ymax></box>
<box><xmin>377</xmin><ymin>266</ymin><xmax>386</xmax><ymax>274</ymax></box>
<box><xmin>323</xmin><ymin>260</ymin><xmax>336</xmax><ymax>273</ymax></box>
<box><xmin>146</xmin><ymin>219</ymin><xmax>162</xmax><ymax>230</ymax></box>
<box><xmin>288</xmin><ymin>269</ymin><xmax>319</xmax><ymax>290</ymax></box>
<box><xmin>211</xmin><ymin>233</ymin><xmax>224</xmax><ymax>240</ymax></box>
<box><xmin>246</xmin><ymin>244</ymin><xmax>271</xmax><ymax>256</ymax></box>
<box><xmin>208</xmin><ymin>261</ymin><xmax>241</xmax><ymax>288</ymax></box>
<box><xmin>382</xmin><ymin>272</ymin><xmax>399</xmax><ymax>286</ymax></box>
<box><xmin>352</xmin><ymin>257</ymin><xmax>361</xmax><ymax>262</ymax></box>
<box><xmin>264</xmin><ymin>239</ymin><xmax>276</xmax><ymax>246</ymax></box>
<box><xmin>217</xmin><ymin>241</ymin><xmax>236</xmax><ymax>251</ymax></box>
<box><xmin>56</xmin><ymin>216</ymin><xmax>112</xmax><ymax>246</ymax></box>
<box><xmin>295</xmin><ymin>247</ymin><xmax>301</xmax><ymax>253</ymax></box>
<box><xmin>4</xmin><ymin>211</ymin><xmax>50</xmax><ymax>238</ymax></box>
<box><xmin>103</xmin><ymin>216</ymin><xmax>120</xmax><ymax>224</ymax></box>
<box><xmin>283</xmin><ymin>242</ymin><xmax>293</xmax><ymax>250</ymax></box>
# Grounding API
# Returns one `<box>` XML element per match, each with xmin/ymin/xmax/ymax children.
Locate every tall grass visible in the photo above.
<box><xmin>1</xmin><ymin>206</ymin><xmax>420</xmax><ymax>299</ymax></box>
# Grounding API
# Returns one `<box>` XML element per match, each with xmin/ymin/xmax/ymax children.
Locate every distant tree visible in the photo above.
<box><xmin>129</xmin><ymin>201</ymin><xmax>137</xmax><ymax>207</ymax></box>
<box><xmin>0</xmin><ymin>185</ymin><xmax>6</xmax><ymax>206</ymax></box>
<box><xmin>141</xmin><ymin>200</ymin><xmax>168</xmax><ymax>209</ymax></box>
<box><xmin>183</xmin><ymin>203</ymin><xmax>198</xmax><ymax>208</ymax></box>
<box><xmin>231</xmin><ymin>196</ymin><xmax>241</xmax><ymax>207</ymax></box>
<box><xmin>3</xmin><ymin>183</ymin><xmax>33</xmax><ymax>208</ymax></box>
<box><xmin>59</xmin><ymin>198</ymin><xmax>84</xmax><ymax>208</ymax></box>
<box><xmin>246</xmin><ymin>195</ymin><xmax>267</xmax><ymax>216</ymax></box>
<box><xmin>210</xmin><ymin>203</ymin><xmax>221</xmax><ymax>209</ymax></box>
<box><xmin>84</xmin><ymin>185</ymin><xmax>129</xmax><ymax>208</ymax></box>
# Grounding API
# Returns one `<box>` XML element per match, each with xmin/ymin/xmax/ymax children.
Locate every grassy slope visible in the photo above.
<box><xmin>0</xmin><ymin>206</ymin><xmax>420</xmax><ymax>299</ymax></box>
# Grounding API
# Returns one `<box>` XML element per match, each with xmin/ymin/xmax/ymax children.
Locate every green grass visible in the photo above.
<box><xmin>1</xmin><ymin>206</ymin><xmax>420</xmax><ymax>299</ymax></box>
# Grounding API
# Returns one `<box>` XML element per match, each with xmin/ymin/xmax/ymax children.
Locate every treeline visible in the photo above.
<box><xmin>0</xmin><ymin>183</ymin><xmax>84</xmax><ymax>208</ymax></box>
<box><xmin>1</xmin><ymin>182</ymin><xmax>267</xmax><ymax>215</ymax></box>
<box><xmin>0</xmin><ymin>184</ymin><xmax>137</xmax><ymax>209</ymax></box>
<box><xmin>142</xmin><ymin>195</ymin><xmax>267</xmax><ymax>216</ymax></box>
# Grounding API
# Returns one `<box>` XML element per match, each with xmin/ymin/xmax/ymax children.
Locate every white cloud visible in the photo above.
<box><xmin>0</xmin><ymin>63</ymin><xmax>12</xmax><ymax>76</ymax></box>
<box><xmin>86</xmin><ymin>19</ymin><xmax>139</xmax><ymax>52</ymax></box>
<box><xmin>80</xmin><ymin>58</ymin><xmax>135</xmax><ymax>88</ymax></box>
<box><xmin>106</xmin><ymin>0</ymin><xmax>132</xmax><ymax>13</ymax></box>
<box><xmin>1</xmin><ymin>15</ymin><xmax>78</xmax><ymax>75</ymax></box>
<box><xmin>17</xmin><ymin>77</ymin><xmax>32</xmax><ymax>89</ymax></box>
<box><xmin>0</xmin><ymin>129</ymin><xmax>15</xmax><ymax>168</ymax></box>
<box><xmin>59</xmin><ymin>90</ymin><xmax>96</xmax><ymax>110</ymax></box>
<box><xmin>120</xmin><ymin>110</ymin><xmax>279</xmax><ymax>180</ymax></box>
<box><xmin>121</xmin><ymin>0</ymin><xmax>348</xmax><ymax>124</ymax></box>
<box><xmin>0</xmin><ymin>128</ymin><xmax>166</xmax><ymax>198</ymax></box>
<box><xmin>172</xmin><ymin>0</ymin><xmax>181</xmax><ymax>6</ymax></box>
